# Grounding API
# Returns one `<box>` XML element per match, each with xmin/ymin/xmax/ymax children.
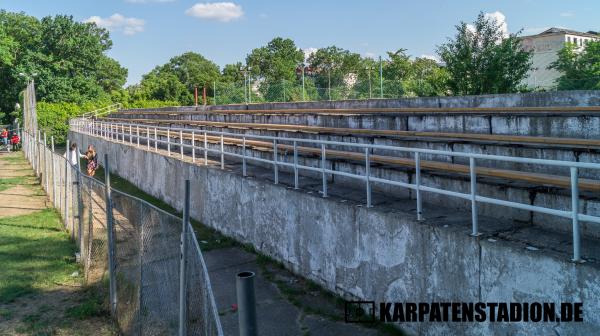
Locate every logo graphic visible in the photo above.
<box><xmin>345</xmin><ymin>301</ymin><xmax>375</xmax><ymax>323</ymax></box>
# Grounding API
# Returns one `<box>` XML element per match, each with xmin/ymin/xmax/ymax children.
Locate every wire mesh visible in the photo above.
<box><xmin>22</xmin><ymin>129</ymin><xmax>223</xmax><ymax>336</ymax></box>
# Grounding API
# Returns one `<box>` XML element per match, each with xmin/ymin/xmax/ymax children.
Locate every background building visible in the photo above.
<box><xmin>520</xmin><ymin>28</ymin><xmax>599</xmax><ymax>90</ymax></box>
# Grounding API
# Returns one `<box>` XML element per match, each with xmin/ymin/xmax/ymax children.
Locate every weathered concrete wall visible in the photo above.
<box><xmin>121</xmin><ymin>90</ymin><xmax>600</xmax><ymax>112</ymax></box>
<box><xmin>70</xmin><ymin>130</ymin><xmax>600</xmax><ymax>335</ymax></box>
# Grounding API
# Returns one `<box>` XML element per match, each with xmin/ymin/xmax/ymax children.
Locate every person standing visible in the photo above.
<box><xmin>85</xmin><ymin>145</ymin><xmax>98</xmax><ymax>177</ymax></box>
<box><xmin>1</xmin><ymin>129</ymin><xmax>8</xmax><ymax>152</ymax></box>
<box><xmin>64</xmin><ymin>143</ymin><xmax>84</xmax><ymax>166</ymax></box>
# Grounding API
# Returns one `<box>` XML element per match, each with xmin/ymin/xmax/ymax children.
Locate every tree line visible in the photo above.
<box><xmin>1</xmin><ymin>10</ymin><xmax>599</xmax><ymax>140</ymax></box>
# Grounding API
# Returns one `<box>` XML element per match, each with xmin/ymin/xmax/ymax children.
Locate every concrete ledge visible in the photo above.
<box><xmin>70</xmin><ymin>130</ymin><xmax>600</xmax><ymax>335</ymax></box>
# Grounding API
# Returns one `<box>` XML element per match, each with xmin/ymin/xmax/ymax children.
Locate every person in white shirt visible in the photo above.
<box><xmin>64</xmin><ymin>142</ymin><xmax>85</xmax><ymax>166</ymax></box>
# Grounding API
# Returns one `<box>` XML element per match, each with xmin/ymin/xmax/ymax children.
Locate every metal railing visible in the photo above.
<box><xmin>82</xmin><ymin>103</ymin><xmax>123</xmax><ymax>119</ymax></box>
<box><xmin>22</xmin><ymin>127</ymin><xmax>223</xmax><ymax>336</ymax></box>
<box><xmin>71</xmin><ymin>118</ymin><xmax>600</xmax><ymax>262</ymax></box>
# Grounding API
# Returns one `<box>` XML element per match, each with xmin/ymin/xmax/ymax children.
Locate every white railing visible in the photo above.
<box><xmin>71</xmin><ymin>118</ymin><xmax>600</xmax><ymax>262</ymax></box>
<box><xmin>82</xmin><ymin>103</ymin><xmax>122</xmax><ymax>119</ymax></box>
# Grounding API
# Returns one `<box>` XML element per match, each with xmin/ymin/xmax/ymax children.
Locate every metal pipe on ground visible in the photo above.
<box><xmin>236</xmin><ymin>271</ymin><xmax>257</xmax><ymax>336</ymax></box>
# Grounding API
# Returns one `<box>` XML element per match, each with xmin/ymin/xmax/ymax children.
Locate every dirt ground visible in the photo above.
<box><xmin>0</xmin><ymin>152</ymin><xmax>117</xmax><ymax>336</ymax></box>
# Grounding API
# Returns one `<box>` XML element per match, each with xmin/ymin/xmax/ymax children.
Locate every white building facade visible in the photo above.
<box><xmin>520</xmin><ymin>28</ymin><xmax>599</xmax><ymax>89</ymax></box>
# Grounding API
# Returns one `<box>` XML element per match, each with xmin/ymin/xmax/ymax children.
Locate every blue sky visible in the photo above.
<box><xmin>3</xmin><ymin>0</ymin><xmax>599</xmax><ymax>85</ymax></box>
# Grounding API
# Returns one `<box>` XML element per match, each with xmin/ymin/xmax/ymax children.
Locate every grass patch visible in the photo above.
<box><xmin>0</xmin><ymin>208</ymin><xmax>80</xmax><ymax>303</ymax></box>
<box><xmin>65</xmin><ymin>288</ymin><xmax>107</xmax><ymax>319</ymax></box>
<box><xmin>92</xmin><ymin>164</ymin><xmax>236</xmax><ymax>251</ymax></box>
<box><xmin>0</xmin><ymin>154</ymin><xmax>28</xmax><ymax>164</ymax></box>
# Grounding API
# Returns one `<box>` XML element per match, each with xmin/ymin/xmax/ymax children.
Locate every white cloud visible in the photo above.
<box><xmin>126</xmin><ymin>0</ymin><xmax>175</xmax><ymax>3</ymax></box>
<box><xmin>485</xmin><ymin>11</ymin><xmax>508</xmax><ymax>37</ymax></box>
<box><xmin>185</xmin><ymin>2</ymin><xmax>244</xmax><ymax>22</ymax></box>
<box><xmin>259</xmin><ymin>13</ymin><xmax>268</xmax><ymax>19</ymax></box>
<box><xmin>364</xmin><ymin>52</ymin><xmax>376</xmax><ymax>58</ymax></box>
<box><xmin>466</xmin><ymin>11</ymin><xmax>508</xmax><ymax>38</ymax></box>
<box><xmin>85</xmin><ymin>13</ymin><xmax>145</xmax><ymax>35</ymax></box>
<box><xmin>560</xmin><ymin>11</ymin><xmax>575</xmax><ymax>17</ymax></box>
<box><xmin>302</xmin><ymin>47</ymin><xmax>317</xmax><ymax>62</ymax></box>
<box><xmin>420</xmin><ymin>54</ymin><xmax>440</xmax><ymax>62</ymax></box>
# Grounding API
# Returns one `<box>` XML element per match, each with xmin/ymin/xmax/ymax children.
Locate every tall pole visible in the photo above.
<box><xmin>104</xmin><ymin>154</ymin><xmax>117</xmax><ymax>316</ymax></box>
<box><xmin>379</xmin><ymin>55</ymin><xmax>383</xmax><ymax>98</ymax></box>
<box><xmin>328</xmin><ymin>69</ymin><xmax>331</xmax><ymax>100</ymax></box>
<box><xmin>179</xmin><ymin>180</ymin><xmax>191</xmax><ymax>336</ymax></box>
<box><xmin>213</xmin><ymin>81</ymin><xmax>217</xmax><ymax>106</ymax></box>
<box><xmin>368</xmin><ymin>69</ymin><xmax>372</xmax><ymax>99</ymax></box>
<box><xmin>194</xmin><ymin>86</ymin><xmax>198</xmax><ymax>107</ymax></box>
<box><xmin>244</xmin><ymin>72</ymin><xmax>248</xmax><ymax>103</ymax></box>
<box><xmin>301</xmin><ymin>66</ymin><xmax>306</xmax><ymax>101</ymax></box>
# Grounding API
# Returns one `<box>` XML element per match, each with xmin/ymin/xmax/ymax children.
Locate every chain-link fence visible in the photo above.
<box><xmin>21</xmin><ymin>128</ymin><xmax>223</xmax><ymax>336</ymax></box>
<box><xmin>211</xmin><ymin>77</ymin><xmax>445</xmax><ymax>105</ymax></box>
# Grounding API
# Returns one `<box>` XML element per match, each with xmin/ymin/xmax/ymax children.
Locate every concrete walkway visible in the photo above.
<box><xmin>203</xmin><ymin>247</ymin><xmax>398</xmax><ymax>335</ymax></box>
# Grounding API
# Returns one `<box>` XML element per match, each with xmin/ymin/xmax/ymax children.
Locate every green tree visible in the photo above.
<box><xmin>437</xmin><ymin>12</ymin><xmax>532</xmax><ymax>95</ymax></box>
<box><xmin>247</xmin><ymin>37</ymin><xmax>304</xmax><ymax>82</ymax></box>
<box><xmin>137</xmin><ymin>52</ymin><xmax>220</xmax><ymax>104</ymax></box>
<box><xmin>0</xmin><ymin>11</ymin><xmax>127</xmax><ymax>114</ymax></box>
<box><xmin>550</xmin><ymin>40</ymin><xmax>600</xmax><ymax>90</ymax></box>
<box><xmin>307</xmin><ymin>46</ymin><xmax>362</xmax><ymax>99</ymax></box>
<box><xmin>0</xmin><ymin>26</ymin><xmax>16</xmax><ymax>66</ymax></box>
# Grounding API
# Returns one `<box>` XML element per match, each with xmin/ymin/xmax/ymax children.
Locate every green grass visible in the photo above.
<box><xmin>65</xmin><ymin>287</ymin><xmax>108</xmax><ymax>319</ymax></box>
<box><xmin>92</xmin><ymin>164</ymin><xmax>236</xmax><ymax>251</ymax></box>
<box><xmin>0</xmin><ymin>208</ymin><xmax>80</xmax><ymax>303</ymax></box>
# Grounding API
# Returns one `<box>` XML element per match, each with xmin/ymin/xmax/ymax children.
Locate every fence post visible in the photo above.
<box><xmin>179</xmin><ymin>180</ymin><xmax>191</xmax><ymax>336</ymax></box>
<box><xmin>570</xmin><ymin>167</ymin><xmax>581</xmax><ymax>262</ymax></box>
<box><xmin>469</xmin><ymin>157</ymin><xmax>479</xmax><ymax>236</ymax></box>
<box><xmin>51</xmin><ymin>137</ymin><xmax>56</xmax><ymax>206</ymax></box>
<box><xmin>104</xmin><ymin>154</ymin><xmax>118</xmax><ymax>316</ymax></box>
<box><xmin>365</xmin><ymin>148</ymin><xmax>371</xmax><ymax>208</ymax></box>
<box><xmin>136</xmin><ymin>125</ymin><xmax>140</xmax><ymax>147</ymax></box>
<box><xmin>415</xmin><ymin>152</ymin><xmax>423</xmax><ymax>221</ymax></box>
<box><xmin>75</xmin><ymin>145</ymin><xmax>84</xmax><ymax>252</ymax></box>
<box><xmin>65</xmin><ymin>140</ymin><xmax>70</xmax><ymax>230</ymax></box>
<box><xmin>236</xmin><ymin>271</ymin><xmax>258</xmax><ymax>336</ymax></box>
<box><xmin>44</xmin><ymin>133</ymin><xmax>48</xmax><ymax>192</ymax></box>
<box><xmin>321</xmin><ymin>144</ymin><xmax>327</xmax><ymax>198</ymax></box>
<box><xmin>147</xmin><ymin>127</ymin><xmax>150</xmax><ymax>150</ymax></box>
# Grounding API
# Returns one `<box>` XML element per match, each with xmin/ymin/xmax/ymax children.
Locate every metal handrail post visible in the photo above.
<box><xmin>242</xmin><ymin>136</ymin><xmax>247</xmax><ymax>177</ymax></box>
<box><xmin>204</xmin><ymin>131</ymin><xmax>208</xmax><ymax>165</ymax></box>
<box><xmin>469</xmin><ymin>157</ymin><xmax>479</xmax><ymax>236</ymax></box>
<box><xmin>180</xmin><ymin>130</ymin><xmax>184</xmax><ymax>159</ymax></box>
<box><xmin>192</xmin><ymin>131</ymin><xmax>196</xmax><ymax>163</ymax></box>
<box><xmin>365</xmin><ymin>148</ymin><xmax>371</xmax><ymax>207</ymax></box>
<box><xmin>415</xmin><ymin>152</ymin><xmax>423</xmax><ymax>221</ymax></box>
<box><xmin>293</xmin><ymin>141</ymin><xmax>298</xmax><ymax>189</ymax></box>
<box><xmin>321</xmin><ymin>144</ymin><xmax>327</xmax><ymax>198</ymax></box>
<box><xmin>571</xmin><ymin>167</ymin><xmax>581</xmax><ymax>262</ymax></box>
<box><xmin>273</xmin><ymin>139</ymin><xmax>278</xmax><ymax>184</ymax></box>
<box><xmin>220</xmin><ymin>134</ymin><xmax>224</xmax><ymax>169</ymax></box>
